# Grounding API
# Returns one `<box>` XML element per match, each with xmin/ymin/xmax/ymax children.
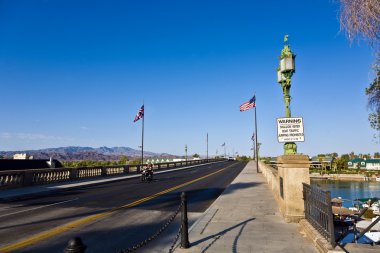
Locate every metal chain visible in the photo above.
<box><xmin>168</xmin><ymin>223</ymin><xmax>183</xmax><ymax>253</ymax></box>
<box><xmin>118</xmin><ymin>201</ymin><xmax>183</xmax><ymax>253</ymax></box>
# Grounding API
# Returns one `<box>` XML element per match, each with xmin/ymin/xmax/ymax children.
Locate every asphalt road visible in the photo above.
<box><xmin>0</xmin><ymin>160</ymin><xmax>247</xmax><ymax>253</ymax></box>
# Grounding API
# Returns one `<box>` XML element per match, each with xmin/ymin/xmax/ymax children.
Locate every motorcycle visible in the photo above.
<box><xmin>141</xmin><ymin>168</ymin><xmax>153</xmax><ymax>182</ymax></box>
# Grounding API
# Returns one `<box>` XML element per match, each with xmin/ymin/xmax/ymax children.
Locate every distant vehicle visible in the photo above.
<box><xmin>141</xmin><ymin>166</ymin><xmax>153</xmax><ymax>182</ymax></box>
<box><xmin>228</xmin><ymin>157</ymin><xmax>236</xmax><ymax>161</ymax></box>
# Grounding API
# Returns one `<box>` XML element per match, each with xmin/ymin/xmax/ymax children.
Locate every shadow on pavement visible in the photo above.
<box><xmin>189</xmin><ymin>217</ymin><xmax>256</xmax><ymax>253</ymax></box>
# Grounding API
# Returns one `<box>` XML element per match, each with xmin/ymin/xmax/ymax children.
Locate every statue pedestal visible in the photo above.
<box><xmin>277</xmin><ymin>155</ymin><xmax>310</xmax><ymax>223</ymax></box>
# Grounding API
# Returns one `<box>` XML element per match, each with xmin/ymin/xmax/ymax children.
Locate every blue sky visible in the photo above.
<box><xmin>0</xmin><ymin>0</ymin><xmax>378</xmax><ymax>157</ymax></box>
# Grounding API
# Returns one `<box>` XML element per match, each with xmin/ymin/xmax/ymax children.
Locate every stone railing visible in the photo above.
<box><xmin>259</xmin><ymin>161</ymin><xmax>281</xmax><ymax>204</ymax></box>
<box><xmin>0</xmin><ymin>159</ymin><xmax>223</xmax><ymax>190</ymax></box>
<box><xmin>260</xmin><ymin>155</ymin><xmax>310</xmax><ymax>223</ymax></box>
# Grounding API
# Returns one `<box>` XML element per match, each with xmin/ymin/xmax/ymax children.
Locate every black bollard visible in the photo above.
<box><xmin>64</xmin><ymin>237</ymin><xmax>87</xmax><ymax>253</ymax></box>
<box><xmin>180</xmin><ymin>192</ymin><xmax>190</xmax><ymax>248</ymax></box>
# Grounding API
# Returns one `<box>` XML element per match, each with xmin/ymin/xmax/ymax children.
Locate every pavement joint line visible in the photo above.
<box><xmin>0</xmin><ymin>163</ymin><xmax>237</xmax><ymax>253</ymax></box>
<box><xmin>0</xmin><ymin>198</ymin><xmax>79</xmax><ymax>218</ymax></box>
<box><xmin>200</xmin><ymin>208</ymin><xmax>219</xmax><ymax>235</ymax></box>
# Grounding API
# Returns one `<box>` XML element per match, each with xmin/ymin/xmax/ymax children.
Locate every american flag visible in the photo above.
<box><xmin>221</xmin><ymin>142</ymin><xmax>225</xmax><ymax>147</ymax></box>
<box><xmin>133</xmin><ymin>105</ymin><xmax>144</xmax><ymax>122</ymax></box>
<box><xmin>239</xmin><ymin>95</ymin><xmax>256</xmax><ymax>112</ymax></box>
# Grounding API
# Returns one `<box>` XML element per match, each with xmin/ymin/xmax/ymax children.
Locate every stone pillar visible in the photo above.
<box><xmin>277</xmin><ymin>154</ymin><xmax>310</xmax><ymax>223</ymax></box>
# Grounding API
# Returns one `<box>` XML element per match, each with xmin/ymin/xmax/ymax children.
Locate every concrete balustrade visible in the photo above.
<box><xmin>260</xmin><ymin>155</ymin><xmax>311</xmax><ymax>223</ymax></box>
<box><xmin>0</xmin><ymin>159</ymin><xmax>221</xmax><ymax>190</ymax></box>
<box><xmin>259</xmin><ymin>161</ymin><xmax>281</xmax><ymax>204</ymax></box>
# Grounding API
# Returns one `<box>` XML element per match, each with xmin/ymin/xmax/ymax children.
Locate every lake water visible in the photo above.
<box><xmin>311</xmin><ymin>179</ymin><xmax>380</xmax><ymax>208</ymax></box>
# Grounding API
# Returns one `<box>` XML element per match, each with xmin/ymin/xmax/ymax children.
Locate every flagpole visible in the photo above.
<box><xmin>254</xmin><ymin>105</ymin><xmax>259</xmax><ymax>173</ymax></box>
<box><xmin>253</xmin><ymin>135</ymin><xmax>256</xmax><ymax>160</ymax></box>
<box><xmin>206</xmin><ymin>133</ymin><xmax>209</xmax><ymax>161</ymax></box>
<box><xmin>141</xmin><ymin>103</ymin><xmax>144</xmax><ymax>166</ymax></box>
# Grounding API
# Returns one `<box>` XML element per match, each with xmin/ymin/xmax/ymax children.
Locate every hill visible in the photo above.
<box><xmin>0</xmin><ymin>146</ymin><xmax>177</xmax><ymax>161</ymax></box>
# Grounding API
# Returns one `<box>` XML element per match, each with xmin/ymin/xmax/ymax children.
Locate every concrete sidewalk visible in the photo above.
<box><xmin>174</xmin><ymin>161</ymin><xmax>318</xmax><ymax>253</ymax></box>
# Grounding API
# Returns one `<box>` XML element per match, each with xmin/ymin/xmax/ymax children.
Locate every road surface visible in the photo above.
<box><xmin>0</xmin><ymin>161</ymin><xmax>247</xmax><ymax>253</ymax></box>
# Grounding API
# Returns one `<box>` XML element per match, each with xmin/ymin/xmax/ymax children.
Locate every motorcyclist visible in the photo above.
<box><xmin>147</xmin><ymin>163</ymin><xmax>154</xmax><ymax>177</ymax></box>
<box><xmin>141</xmin><ymin>163</ymin><xmax>153</xmax><ymax>182</ymax></box>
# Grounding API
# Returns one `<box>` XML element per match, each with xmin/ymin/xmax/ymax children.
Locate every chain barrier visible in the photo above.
<box><xmin>168</xmin><ymin>224</ymin><xmax>183</xmax><ymax>253</ymax></box>
<box><xmin>118</xmin><ymin>201</ymin><xmax>183</xmax><ymax>253</ymax></box>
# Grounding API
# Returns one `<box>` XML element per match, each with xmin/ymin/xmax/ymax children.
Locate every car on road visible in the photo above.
<box><xmin>228</xmin><ymin>157</ymin><xmax>236</xmax><ymax>161</ymax></box>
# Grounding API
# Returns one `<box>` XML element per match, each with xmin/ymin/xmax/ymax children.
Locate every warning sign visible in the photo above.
<box><xmin>277</xmin><ymin>117</ymin><xmax>305</xmax><ymax>143</ymax></box>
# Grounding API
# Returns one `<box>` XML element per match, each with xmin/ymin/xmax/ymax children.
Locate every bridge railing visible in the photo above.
<box><xmin>303</xmin><ymin>183</ymin><xmax>335</xmax><ymax>248</ymax></box>
<box><xmin>0</xmin><ymin>159</ymin><xmax>223</xmax><ymax>189</ymax></box>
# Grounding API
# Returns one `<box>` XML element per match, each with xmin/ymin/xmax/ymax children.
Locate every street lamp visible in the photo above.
<box><xmin>277</xmin><ymin>35</ymin><xmax>297</xmax><ymax>155</ymax></box>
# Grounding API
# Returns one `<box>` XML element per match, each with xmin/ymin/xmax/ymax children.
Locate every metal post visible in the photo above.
<box><xmin>253</xmin><ymin>140</ymin><xmax>256</xmax><ymax>160</ymax></box>
<box><xmin>64</xmin><ymin>237</ymin><xmax>86</xmax><ymax>253</ymax></box>
<box><xmin>185</xmin><ymin>145</ymin><xmax>187</xmax><ymax>162</ymax></box>
<box><xmin>254</xmin><ymin>106</ymin><xmax>259</xmax><ymax>173</ymax></box>
<box><xmin>141</xmin><ymin>104</ymin><xmax>144</xmax><ymax>166</ymax></box>
<box><xmin>277</xmin><ymin>36</ymin><xmax>297</xmax><ymax>155</ymax></box>
<box><xmin>206</xmin><ymin>133</ymin><xmax>208</xmax><ymax>161</ymax></box>
<box><xmin>326</xmin><ymin>192</ymin><xmax>336</xmax><ymax>247</ymax></box>
<box><xmin>181</xmin><ymin>192</ymin><xmax>190</xmax><ymax>248</ymax></box>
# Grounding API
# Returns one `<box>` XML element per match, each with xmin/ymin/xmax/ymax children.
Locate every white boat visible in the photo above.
<box><xmin>349</xmin><ymin>206</ymin><xmax>359</xmax><ymax>212</ymax></box>
<box><xmin>372</xmin><ymin>203</ymin><xmax>380</xmax><ymax>215</ymax></box>
<box><xmin>357</xmin><ymin>218</ymin><xmax>380</xmax><ymax>244</ymax></box>
<box><xmin>376</xmin><ymin>177</ymin><xmax>380</xmax><ymax>182</ymax></box>
<box><xmin>365</xmin><ymin>231</ymin><xmax>380</xmax><ymax>244</ymax></box>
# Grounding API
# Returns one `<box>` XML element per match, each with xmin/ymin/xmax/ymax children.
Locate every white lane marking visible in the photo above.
<box><xmin>0</xmin><ymin>204</ymin><xmax>24</xmax><ymax>211</ymax></box>
<box><xmin>0</xmin><ymin>198</ymin><xmax>79</xmax><ymax>218</ymax></box>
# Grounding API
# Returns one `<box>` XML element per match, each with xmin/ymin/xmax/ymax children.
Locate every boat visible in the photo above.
<box><xmin>356</xmin><ymin>218</ymin><xmax>380</xmax><ymax>245</ymax></box>
<box><xmin>376</xmin><ymin>177</ymin><xmax>380</xmax><ymax>182</ymax></box>
<box><xmin>353</xmin><ymin>197</ymin><xmax>380</xmax><ymax>214</ymax></box>
<box><xmin>334</xmin><ymin>196</ymin><xmax>380</xmax><ymax>245</ymax></box>
<box><xmin>356</xmin><ymin>219</ymin><xmax>380</xmax><ymax>231</ymax></box>
<box><xmin>365</xmin><ymin>231</ymin><xmax>380</xmax><ymax>244</ymax></box>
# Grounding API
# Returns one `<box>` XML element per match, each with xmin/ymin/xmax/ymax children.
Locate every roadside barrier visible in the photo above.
<box><xmin>63</xmin><ymin>192</ymin><xmax>190</xmax><ymax>253</ymax></box>
<box><xmin>0</xmin><ymin>159</ymin><xmax>223</xmax><ymax>189</ymax></box>
<box><xmin>303</xmin><ymin>183</ymin><xmax>336</xmax><ymax>248</ymax></box>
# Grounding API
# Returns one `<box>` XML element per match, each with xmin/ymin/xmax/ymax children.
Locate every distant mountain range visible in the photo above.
<box><xmin>0</xmin><ymin>146</ymin><xmax>177</xmax><ymax>161</ymax></box>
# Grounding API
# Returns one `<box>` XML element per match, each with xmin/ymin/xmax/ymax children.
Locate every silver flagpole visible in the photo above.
<box><xmin>252</xmin><ymin>133</ymin><xmax>256</xmax><ymax>160</ymax></box>
<box><xmin>206</xmin><ymin>133</ymin><xmax>209</xmax><ymax>161</ymax></box>
<box><xmin>141</xmin><ymin>103</ymin><xmax>144</xmax><ymax>166</ymax></box>
<box><xmin>254</xmin><ymin>103</ymin><xmax>259</xmax><ymax>173</ymax></box>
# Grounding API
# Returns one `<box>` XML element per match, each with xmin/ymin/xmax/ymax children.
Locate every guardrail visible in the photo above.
<box><xmin>0</xmin><ymin>159</ymin><xmax>223</xmax><ymax>189</ymax></box>
<box><xmin>303</xmin><ymin>183</ymin><xmax>335</xmax><ymax>248</ymax></box>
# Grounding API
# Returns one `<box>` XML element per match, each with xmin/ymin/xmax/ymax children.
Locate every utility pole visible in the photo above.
<box><xmin>185</xmin><ymin>144</ymin><xmax>188</xmax><ymax>162</ymax></box>
<box><xmin>206</xmin><ymin>133</ymin><xmax>209</xmax><ymax>161</ymax></box>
